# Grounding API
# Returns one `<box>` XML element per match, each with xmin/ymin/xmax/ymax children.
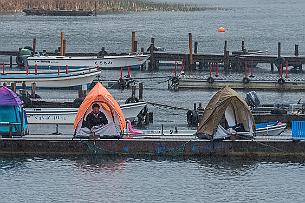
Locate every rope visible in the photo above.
<box><xmin>147</xmin><ymin>101</ymin><xmax>190</xmax><ymax>111</ymax></box>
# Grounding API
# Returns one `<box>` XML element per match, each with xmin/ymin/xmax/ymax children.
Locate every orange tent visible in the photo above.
<box><xmin>74</xmin><ymin>82</ymin><xmax>126</xmax><ymax>131</ymax></box>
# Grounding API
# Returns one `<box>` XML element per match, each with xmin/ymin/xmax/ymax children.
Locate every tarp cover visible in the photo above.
<box><xmin>0</xmin><ymin>86</ymin><xmax>23</xmax><ymax>106</ymax></box>
<box><xmin>74</xmin><ymin>82</ymin><xmax>126</xmax><ymax>132</ymax></box>
<box><xmin>197</xmin><ymin>86</ymin><xmax>255</xmax><ymax>138</ymax></box>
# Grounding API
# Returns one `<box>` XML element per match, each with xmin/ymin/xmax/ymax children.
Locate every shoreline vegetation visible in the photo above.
<box><xmin>0</xmin><ymin>0</ymin><xmax>225</xmax><ymax>13</ymax></box>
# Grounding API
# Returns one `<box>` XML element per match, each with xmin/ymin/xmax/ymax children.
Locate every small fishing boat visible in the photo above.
<box><xmin>0</xmin><ymin>67</ymin><xmax>100</xmax><ymax>88</ymax></box>
<box><xmin>0</xmin><ymin>86</ymin><xmax>28</xmax><ymax>136</ymax></box>
<box><xmin>25</xmin><ymin>101</ymin><xmax>147</xmax><ymax>124</ymax></box>
<box><xmin>25</xmin><ymin>54</ymin><xmax>149</xmax><ymax>70</ymax></box>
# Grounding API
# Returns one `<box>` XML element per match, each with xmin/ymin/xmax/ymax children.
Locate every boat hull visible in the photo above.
<box><xmin>25</xmin><ymin>102</ymin><xmax>147</xmax><ymax>124</ymax></box>
<box><xmin>26</xmin><ymin>55</ymin><xmax>149</xmax><ymax>70</ymax></box>
<box><xmin>0</xmin><ymin>68</ymin><xmax>100</xmax><ymax>88</ymax></box>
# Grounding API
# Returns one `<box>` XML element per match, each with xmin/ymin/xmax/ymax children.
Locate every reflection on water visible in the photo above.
<box><xmin>0</xmin><ymin>155</ymin><xmax>305</xmax><ymax>202</ymax></box>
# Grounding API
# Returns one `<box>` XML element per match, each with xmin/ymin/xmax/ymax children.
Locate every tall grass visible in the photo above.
<box><xmin>0</xmin><ymin>0</ymin><xmax>210</xmax><ymax>12</ymax></box>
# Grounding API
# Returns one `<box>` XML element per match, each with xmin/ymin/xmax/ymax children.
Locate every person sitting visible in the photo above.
<box><xmin>85</xmin><ymin>103</ymin><xmax>108</xmax><ymax>130</ymax></box>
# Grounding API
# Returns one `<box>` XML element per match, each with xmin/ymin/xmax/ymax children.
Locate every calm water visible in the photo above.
<box><xmin>1</xmin><ymin>0</ymin><xmax>305</xmax><ymax>202</ymax></box>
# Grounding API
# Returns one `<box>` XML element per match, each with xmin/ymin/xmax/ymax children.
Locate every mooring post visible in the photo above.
<box><xmin>11</xmin><ymin>82</ymin><xmax>16</xmax><ymax>93</ymax></box>
<box><xmin>133</xmin><ymin>40</ymin><xmax>138</xmax><ymax>53</ymax></box>
<box><xmin>194</xmin><ymin>41</ymin><xmax>198</xmax><ymax>54</ymax></box>
<box><xmin>271</xmin><ymin>63</ymin><xmax>274</xmax><ymax>73</ymax></box>
<box><xmin>149</xmin><ymin>37</ymin><xmax>155</xmax><ymax>71</ymax></box>
<box><xmin>9</xmin><ymin>56</ymin><xmax>12</xmax><ymax>68</ymax></box>
<box><xmin>131</xmin><ymin>31</ymin><xmax>136</xmax><ymax>53</ymax></box>
<box><xmin>139</xmin><ymin>82</ymin><xmax>143</xmax><ymax>100</ymax></box>
<box><xmin>94</xmin><ymin>0</ymin><xmax>97</xmax><ymax>16</ymax></box>
<box><xmin>21</xmin><ymin>81</ymin><xmax>26</xmax><ymax>92</ymax></box>
<box><xmin>188</xmin><ymin>33</ymin><xmax>193</xmax><ymax>69</ymax></box>
<box><xmin>63</xmin><ymin>39</ymin><xmax>66</xmax><ymax>56</ymax></box>
<box><xmin>224</xmin><ymin>40</ymin><xmax>229</xmax><ymax>72</ymax></box>
<box><xmin>32</xmin><ymin>38</ymin><xmax>36</xmax><ymax>55</ymax></box>
<box><xmin>295</xmin><ymin>44</ymin><xmax>299</xmax><ymax>56</ymax></box>
<box><xmin>278</xmin><ymin>42</ymin><xmax>281</xmax><ymax>58</ymax></box>
<box><xmin>131</xmin><ymin>85</ymin><xmax>136</xmax><ymax>98</ymax></box>
<box><xmin>242</xmin><ymin>40</ymin><xmax>245</xmax><ymax>53</ymax></box>
<box><xmin>60</xmin><ymin>32</ymin><xmax>65</xmax><ymax>56</ymax></box>
<box><xmin>31</xmin><ymin>82</ymin><xmax>36</xmax><ymax>98</ymax></box>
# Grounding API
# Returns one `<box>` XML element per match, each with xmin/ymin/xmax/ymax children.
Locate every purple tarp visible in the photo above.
<box><xmin>0</xmin><ymin>86</ymin><xmax>23</xmax><ymax>106</ymax></box>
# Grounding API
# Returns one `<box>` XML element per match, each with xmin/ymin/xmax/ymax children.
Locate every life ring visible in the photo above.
<box><xmin>207</xmin><ymin>77</ymin><xmax>214</xmax><ymax>84</ymax></box>
<box><xmin>242</xmin><ymin>77</ymin><xmax>250</xmax><ymax>84</ymax></box>
<box><xmin>125</xmin><ymin>97</ymin><xmax>140</xmax><ymax>104</ymax></box>
<box><xmin>278</xmin><ymin>78</ymin><xmax>285</xmax><ymax>85</ymax></box>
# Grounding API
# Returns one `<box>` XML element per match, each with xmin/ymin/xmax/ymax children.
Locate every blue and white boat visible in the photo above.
<box><xmin>25</xmin><ymin>54</ymin><xmax>149</xmax><ymax>70</ymax></box>
<box><xmin>0</xmin><ymin>67</ymin><xmax>100</xmax><ymax>88</ymax></box>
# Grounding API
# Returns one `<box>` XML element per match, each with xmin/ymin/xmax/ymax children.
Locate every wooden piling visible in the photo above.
<box><xmin>271</xmin><ymin>63</ymin><xmax>274</xmax><ymax>73</ymax></box>
<box><xmin>131</xmin><ymin>31</ymin><xmax>136</xmax><ymax>53</ymax></box>
<box><xmin>133</xmin><ymin>40</ymin><xmax>138</xmax><ymax>53</ymax></box>
<box><xmin>131</xmin><ymin>85</ymin><xmax>136</xmax><ymax>98</ymax></box>
<box><xmin>60</xmin><ymin>32</ymin><xmax>64</xmax><ymax>56</ymax></box>
<box><xmin>9</xmin><ymin>56</ymin><xmax>12</xmax><ymax>68</ymax></box>
<box><xmin>242</xmin><ymin>40</ymin><xmax>245</xmax><ymax>53</ymax></box>
<box><xmin>223</xmin><ymin>40</ymin><xmax>229</xmax><ymax>72</ymax></box>
<box><xmin>94</xmin><ymin>0</ymin><xmax>97</xmax><ymax>16</ymax></box>
<box><xmin>148</xmin><ymin>37</ymin><xmax>156</xmax><ymax>71</ymax></box>
<box><xmin>32</xmin><ymin>38</ymin><xmax>36</xmax><ymax>55</ymax></box>
<box><xmin>11</xmin><ymin>82</ymin><xmax>16</xmax><ymax>93</ymax></box>
<box><xmin>31</xmin><ymin>82</ymin><xmax>36</xmax><ymax>98</ymax></box>
<box><xmin>295</xmin><ymin>44</ymin><xmax>299</xmax><ymax>56</ymax></box>
<box><xmin>278</xmin><ymin>42</ymin><xmax>281</xmax><ymax>58</ymax></box>
<box><xmin>194</xmin><ymin>41</ymin><xmax>198</xmax><ymax>54</ymax></box>
<box><xmin>139</xmin><ymin>82</ymin><xmax>144</xmax><ymax>100</ymax></box>
<box><xmin>188</xmin><ymin>33</ymin><xmax>193</xmax><ymax>68</ymax></box>
<box><xmin>63</xmin><ymin>39</ymin><xmax>66</xmax><ymax>56</ymax></box>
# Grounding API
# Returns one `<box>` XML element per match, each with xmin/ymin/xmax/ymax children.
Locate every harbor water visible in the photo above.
<box><xmin>1</xmin><ymin>0</ymin><xmax>305</xmax><ymax>202</ymax></box>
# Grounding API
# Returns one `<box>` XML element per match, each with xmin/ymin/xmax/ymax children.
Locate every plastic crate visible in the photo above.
<box><xmin>292</xmin><ymin>121</ymin><xmax>305</xmax><ymax>140</ymax></box>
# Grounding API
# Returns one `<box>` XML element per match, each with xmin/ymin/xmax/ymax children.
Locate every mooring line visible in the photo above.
<box><xmin>147</xmin><ymin>101</ymin><xmax>190</xmax><ymax>111</ymax></box>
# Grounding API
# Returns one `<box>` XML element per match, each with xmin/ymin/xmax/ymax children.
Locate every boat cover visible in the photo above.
<box><xmin>197</xmin><ymin>86</ymin><xmax>255</xmax><ymax>139</ymax></box>
<box><xmin>74</xmin><ymin>82</ymin><xmax>126</xmax><ymax>136</ymax></box>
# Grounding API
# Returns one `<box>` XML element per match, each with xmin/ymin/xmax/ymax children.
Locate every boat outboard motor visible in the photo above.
<box><xmin>245</xmin><ymin>91</ymin><xmax>260</xmax><ymax>108</ymax></box>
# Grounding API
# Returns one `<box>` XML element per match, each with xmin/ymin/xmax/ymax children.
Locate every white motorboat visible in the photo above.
<box><xmin>25</xmin><ymin>102</ymin><xmax>147</xmax><ymax>124</ymax></box>
<box><xmin>25</xmin><ymin>54</ymin><xmax>149</xmax><ymax>70</ymax></box>
<box><xmin>0</xmin><ymin>67</ymin><xmax>100</xmax><ymax>88</ymax></box>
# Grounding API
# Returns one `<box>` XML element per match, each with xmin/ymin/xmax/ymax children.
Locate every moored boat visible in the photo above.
<box><xmin>25</xmin><ymin>102</ymin><xmax>147</xmax><ymax>124</ymax></box>
<box><xmin>0</xmin><ymin>67</ymin><xmax>100</xmax><ymax>88</ymax></box>
<box><xmin>25</xmin><ymin>54</ymin><xmax>149</xmax><ymax>70</ymax></box>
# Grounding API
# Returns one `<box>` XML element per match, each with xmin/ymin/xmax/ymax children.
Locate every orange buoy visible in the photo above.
<box><xmin>217</xmin><ymin>27</ymin><xmax>225</xmax><ymax>32</ymax></box>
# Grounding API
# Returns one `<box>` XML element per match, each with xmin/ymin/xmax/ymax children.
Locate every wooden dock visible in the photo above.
<box><xmin>0</xmin><ymin>134</ymin><xmax>305</xmax><ymax>157</ymax></box>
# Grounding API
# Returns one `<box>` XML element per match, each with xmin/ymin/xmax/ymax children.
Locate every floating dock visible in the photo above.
<box><xmin>175</xmin><ymin>76</ymin><xmax>305</xmax><ymax>91</ymax></box>
<box><xmin>0</xmin><ymin>134</ymin><xmax>305</xmax><ymax>157</ymax></box>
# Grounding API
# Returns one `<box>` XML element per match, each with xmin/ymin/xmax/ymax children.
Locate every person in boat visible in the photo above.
<box><xmin>85</xmin><ymin>103</ymin><xmax>108</xmax><ymax>129</ymax></box>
